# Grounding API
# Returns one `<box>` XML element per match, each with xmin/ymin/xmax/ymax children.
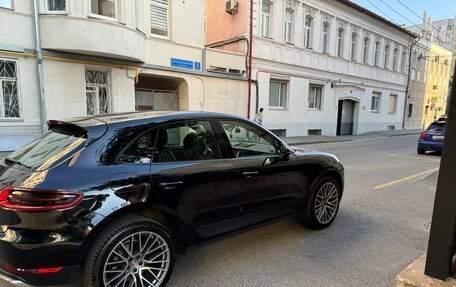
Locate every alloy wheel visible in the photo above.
<box><xmin>314</xmin><ymin>182</ymin><xmax>339</xmax><ymax>225</ymax></box>
<box><xmin>102</xmin><ymin>231</ymin><xmax>171</xmax><ymax>287</ymax></box>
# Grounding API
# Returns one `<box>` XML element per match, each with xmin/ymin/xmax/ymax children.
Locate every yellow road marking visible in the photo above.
<box><xmin>374</xmin><ymin>167</ymin><xmax>439</xmax><ymax>190</ymax></box>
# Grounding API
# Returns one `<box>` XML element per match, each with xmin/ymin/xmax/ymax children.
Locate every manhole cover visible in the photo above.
<box><xmin>422</xmin><ymin>222</ymin><xmax>431</xmax><ymax>231</ymax></box>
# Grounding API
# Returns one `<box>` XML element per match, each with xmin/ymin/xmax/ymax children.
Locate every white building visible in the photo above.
<box><xmin>207</xmin><ymin>0</ymin><xmax>417</xmax><ymax>137</ymax></box>
<box><xmin>0</xmin><ymin>0</ymin><xmax>247</xmax><ymax>151</ymax></box>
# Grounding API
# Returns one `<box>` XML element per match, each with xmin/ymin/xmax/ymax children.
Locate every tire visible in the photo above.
<box><xmin>82</xmin><ymin>215</ymin><xmax>175</xmax><ymax>287</ymax></box>
<box><xmin>301</xmin><ymin>176</ymin><xmax>341</xmax><ymax>230</ymax></box>
<box><xmin>417</xmin><ymin>146</ymin><xmax>426</xmax><ymax>155</ymax></box>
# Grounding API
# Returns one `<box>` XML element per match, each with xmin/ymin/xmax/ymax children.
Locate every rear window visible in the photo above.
<box><xmin>427</xmin><ymin>123</ymin><xmax>446</xmax><ymax>132</ymax></box>
<box><xmin>6</xmin><ymin>126</ymin><xmax>87</xmax><ymax>170</ymax></box>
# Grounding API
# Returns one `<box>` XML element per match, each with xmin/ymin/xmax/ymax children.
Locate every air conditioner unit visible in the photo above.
<box><xmin>225</xmin><ymin>0</ymin><xmax>238</xmax><ymax>15</ymax></box>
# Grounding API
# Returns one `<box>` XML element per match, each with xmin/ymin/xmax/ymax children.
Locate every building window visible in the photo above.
<box><xmin>284</xmin><ymin>8</ymin><xmax>294</xmax><ymax>44</ymax></box>
<box><xmin>304</xmin><ymin>15</ymin><xmax>313</xmax><ymax>49</ymax></box>
<box><xmin>0</xmin><ymin>0</ymin><xmax>12</xmax><ymax>8</ymax></box>
<box><xmin>371</xmin><ymin>92</ymin><xmax>381</xmax><ymax>112</ymax></box>
<box><xmin>392</xmin><ymin>48</ymin><xmax>398</xmax><ymax>71</ymax></box>
<box><xmin>322</xmin><ymin>22</ymin><xmax>330</xmax><ymax>53</ymax></box>
<box><xmin>0</xmin><ymin>60</ymin><xmax>20</xmax><ymax>118</ymax></box>
<box><xmin>151</xmin><ymin>0</ymin><xmax>169</xmax><ymax>36</ymax></box>
<box><xmin>374</xmin><ymin>41</ymin><xmax>380</xmax><ymax>66</ymax></box>
<box><xmin>261</xmin><ymin>1</ymin><xmax>272</xmax><ymax>38</ymax></box>
<box><xmin>85</xmin><ymin>69</ymin><xmax>111</xmax><ymax>115</ymax></box>
<box><xmin>401</xmin><ymin>51</ymin><xmax>407</xmax><ymax>73</ymax></box>
<box><xmin>337</xmin><ymin>28</ymin><xmax>344</xmax><ymax>58</ymax></box>
<box><xmin>308</xmin><ymin>85</ymin><xmax>322</xmax><ymax>110</ymax></box>
<box><xmin>407</xmin><ymin>103</ymin><xmax>413</xmax><ymax>118</ymax></box>
<box><xmin>350</xmin><ymin>32</ymin><xmax>357</xmax><ymax>61</ymax></box>
<box><xmin>269</xmin><ymin>80</ymin><xmax>287</xmax><ymax>108</ymax></box>
<box><xmin>384</xmin><ymin>45</ymin><xmax>390</xmax><ymax>69</ymax></box>
<box><xmin>363</xmin><ymin>37</ymin><xmax>369</xmax><ymax>64</ymax></box>
<box><xmin>46</xmin><ymin>0</ymin><xmax>66</xmax><ymax>12</ymax></box>
<box><xmin>90</xmin><ymin>0</ymin><xmax>116</xmax><ymax>18</ymax></box>
<box><xmin>389</xmin><ymin>94</ymin><xmax>397</xmax><ymax>114</ymax></box>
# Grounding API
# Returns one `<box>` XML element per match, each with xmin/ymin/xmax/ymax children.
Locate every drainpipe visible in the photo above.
<box><xmin>247</xmin><ymin>0</ymin><xmax>253</xmax><ymax>119</ymax></box>
<box><xmin>32</xmin><ymin>0</ymin><xmax>47</xmax><ymax>133</ymax></box>
<box><xmin>403</xmin><ymin>36</ymin><xmax>420</xmax><ymax>130</ymax></box>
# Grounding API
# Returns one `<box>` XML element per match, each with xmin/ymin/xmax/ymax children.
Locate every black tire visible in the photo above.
<box><xmin>82</xmin><ymin>215</ymin><xmax>175</xmax><ymax>287</ymax></box>
<box><xmin>301</xmin><ymin>176</ymin><xmax>341</xmax><ymax>230</ymax></box>
<box><xmin>417</xmin><ymin>146</ymin><xmax>426</xmax><ymax>155</ymax></box>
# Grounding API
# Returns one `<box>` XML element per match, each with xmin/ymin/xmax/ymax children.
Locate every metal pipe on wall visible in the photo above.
<box><xmin>32</xmin><ymin>0</ymin><xmax>47</xmax><ymax>133</ymax></box>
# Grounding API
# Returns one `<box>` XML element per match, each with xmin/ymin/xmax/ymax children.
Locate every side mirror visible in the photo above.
<box><xmin>278</xmin><ymin>144</ymin><xmax>293</xmax><ymax>159</ymax></box>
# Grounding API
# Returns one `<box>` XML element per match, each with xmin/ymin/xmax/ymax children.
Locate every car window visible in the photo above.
<box><xmin>155</xmin><ymin>121</ymin><xmax>220</xmax><ymax>162</ymax></box>
<box><xmin>119</xmin><ymin>129</ymin><xmax>158</xmax><ymax>164</ymax></box>
<box><xmin>220</xmin><ymin>120</ymin><xmax>277</xmax><ymax>158</ymax></box>
<box><xmin>427</xmin><ymin>123</ymin><xmax>446</xmax><ymax>132</ymax></box>
<box><xmin>6</xmin><ymin>126</ymin><xmax>87</xmax><ymax>170</ymax></box>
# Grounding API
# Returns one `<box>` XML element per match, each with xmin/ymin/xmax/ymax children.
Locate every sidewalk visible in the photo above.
<box><xmin>282</xmin><ymin>129</ymin><xmax>422</xmax><ymax>146</ymax></box>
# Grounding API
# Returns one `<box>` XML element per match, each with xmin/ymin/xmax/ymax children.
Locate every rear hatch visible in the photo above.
<box><xmin>425</xmin><ymin>122</ymin><xmax>446</xmax><ymax>141</ymax></box>
<box><xmin>0</xmin><ymin>119</ymin><xmax>107</xmax><ymax>225</ymax></box>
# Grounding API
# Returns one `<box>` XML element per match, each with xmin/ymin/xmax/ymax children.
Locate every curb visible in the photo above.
<box><xmin>389</xmin><ymin>132</ymin><xmax>421</xmax><ymax>137</ymax></box>
<box><xmin>286</xmin><ymin>139</ymin><xmax>354</xmax><ymax>146</ymax></box>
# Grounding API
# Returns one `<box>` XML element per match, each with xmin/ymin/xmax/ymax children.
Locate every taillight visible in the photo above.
<box><xmin>4</xmin><ymin>264</ymin><xmax>63</xmax><ymax>274</ymax></box>
<box><xmin>0</xmin><ymin>187</ymin><xmax>83</xmax><ymax>211</ymax></box>
<box><xmin>420</xmin><ymin>132</ymin><xmax>427</xmax><ymax>139</ymax></box>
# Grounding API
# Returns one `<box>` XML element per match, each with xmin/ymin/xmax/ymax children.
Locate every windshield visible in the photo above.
<box><xmin>427</xmin><ymin>123</ymin><xmax>446</xmax><ymax>132</ymax></box>
<box><xmin>6</xmin><ymin>126</ymin><xmax>87</xmax><ymax>171</ymax></box>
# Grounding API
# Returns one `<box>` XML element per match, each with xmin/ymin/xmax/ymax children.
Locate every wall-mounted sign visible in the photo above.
<box><xmin>171</xmin><ymin>58</ymin><xmax>194</xmax><ymax>69</ymax></box>
<box><xmin>171</xmin><ymin>58</ymin><xmax>201</xmax><ymax>71</ymax></box>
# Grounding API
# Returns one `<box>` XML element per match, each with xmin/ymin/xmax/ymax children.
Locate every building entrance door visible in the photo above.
<box><xmin>337</xmin><ymin>100</ymin><xmax>355</xmax><ymax>135</ymax></box>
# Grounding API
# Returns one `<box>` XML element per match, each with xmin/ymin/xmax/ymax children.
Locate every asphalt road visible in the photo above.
<box><xmin>0</xmin><ymin>134</ymin><xmax>441</xmax><ymax>287</ymax></box>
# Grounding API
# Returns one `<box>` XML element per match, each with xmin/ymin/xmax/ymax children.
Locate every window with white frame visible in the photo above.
<box><xmin>392</xmin><ymin>48</ymin><xmax>398</xmax><ymax>71</ymax></box>
<box><xmin>388</xmin><ymin>94</ymin><xmax>397</xmax><ymax>114</ymax></box>
<box><xmin>371</xmin><ymin>92</ymin><xmax>381</xmax><ymax>112</ymax></box>
<box><xmin>308</xmin><ymin>85</ymin><xmax>323</xmax><ymax>110</ymax></box>
<box><xmin>269</xmin><ymin>80</ymin><xmax>287</xmax><ymax>108</ymax></box>
<box><xmin>363</xmin><ymin>37</ymin><xmax>369</xmax><ymax>64</ymax></box>
<box><xmin>350</xmin><ymin>32</ymin><xmax>357</xmax><ymax>61</ymax></box>
<box><xmin>46</xmin><ymin>0</ymin><xmax>66</xmax><ymax>12</ymax></box>
<box><xmin>284</xmin><ymin>8</ymin><xmax>294</xmax><ymax>44</ymax></box>
<box><xmin>322</xmin><ymin>22</ymin><xmax>330</xmax><ymax>53</ymax></box>
<box><xmin>304</xmin><ymin>15</ymin><xmax>313</xmax><ymax>49</ymax></box>
<box><xmin>337</xmin><ymin>28</ymin><xmax>344</xmax><ymax>58</ymax></box>
<box><xmin>151</xmin><ymin>0</ymin><xmax>169</xmax><ymax>36</ymax></box>
<box><xmin>0</xmin><ymin>0</ymin><xmax>12</xmax><ymax>8</ymax></box>
<box><xmin>384</xmin><ymin>45</ymin><xmax>390</xmax><ymax>68</ymax></box>
<box><xmin>85</xmin><ymin>69</ymin><xmax>111</xmax><ymax>115</ymax></box>
<box><xmin>0</xmin><ymin>60</ymin><xmax>20</xmax><ymax>118</ymax></box>
<box><xmin>401</xmin><ymin>51</ymin><xmax>407</xmax><ymax>73</ymax></box>
<box><xmin>90</xmin><ymin>0</ymin><xmax>116</xmax><ymax>18</ymax></box>
<box><xmin>374</xmin><ymin>41</ymin><xmax>380</xmax><ymax>66</ymax></box>
<box><xmin>261</xmin><ymin>1</ymin><xmax>272</xmax><ymax>38</ymax></box>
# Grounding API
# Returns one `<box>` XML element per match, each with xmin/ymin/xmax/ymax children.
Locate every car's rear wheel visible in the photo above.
<box><xmin>417</xmin><ymin>146</ymin><xmax>426</xmax><ymax>154</ymax></box>
<box><xmin>83</xmin><ymin>215</ymin><xmax>175</xmax><ymax>287</ymax></box>
<box><xmin>302</xmin><ymin>176</ymin><xmax>340</xmax><ymax>230</ymax></box>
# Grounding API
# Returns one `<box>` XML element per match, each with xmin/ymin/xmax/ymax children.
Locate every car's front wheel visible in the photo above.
<box><xmin>83</xmin><ymin>215</ymin><xmax>175</xmax><ymax>287</ymax></box>
<box><xmin>302</xmin><ymin>176</ymin><xmax>341</xmax><ymax>230</ymax></box>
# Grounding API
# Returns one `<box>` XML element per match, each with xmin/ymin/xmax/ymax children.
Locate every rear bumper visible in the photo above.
<box><xmin>418</xmin><ymin>140</ymin><xmax>444</xmax><ymax>151</ymax></box>
<box><xmin>0</xmin><ymin>265</ymin><xmax>80</xmax><ymax>287</ymax></box>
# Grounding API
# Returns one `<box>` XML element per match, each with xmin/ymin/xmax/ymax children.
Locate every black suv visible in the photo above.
<box><xmin>0</xmin><ymin>112</ymin><xmax>344</xmax><ymax>287</ymax></box>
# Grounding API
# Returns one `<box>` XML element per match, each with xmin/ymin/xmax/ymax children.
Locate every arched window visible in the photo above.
<box><xmin>350</xmin><ymin>32</ymin><xmax>358</xmax><ymax>61</ymax></box>
<box><xmin>337</xmin><ymin>28</ymin><xmax>344</xmax><ymax>58</ymax></box>
<box><xmin>392</xmin><ymin>48</ymin><xmax>399</xmax><ymax>71</ymax></box>
<box><xmin>384</xmin><ymin>45</ymin><xmax>390</xmax><ymax>68</ymax></box>
<box><xmin>374</xmin><ymin>41</ymin><xmax>380</xmax><ymax>66</ymax></box>
<box><xmin>363</xmin><ymin>37</ymin><xmax>369</xmax><ymax>64</ymax></box>
<box><xmin>284</xmin><ymin>8</ymin><xmax>294</xmax><ymax>44</ymax></box>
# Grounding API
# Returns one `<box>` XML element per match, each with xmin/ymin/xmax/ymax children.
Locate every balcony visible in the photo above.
<box><xmin>40</xmin><ymin>15</ymin><xmax>145</xmax><ymax>62</ymax></box>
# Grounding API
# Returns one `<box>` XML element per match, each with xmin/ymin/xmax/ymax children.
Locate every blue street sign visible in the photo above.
<box><xmin>171</xmin><ymin>58</ymin><xmax>194</xmax><ymax>69</ymax></box>
<box><xmin>194</xmin><ymin>62</ymin><xmax>201</xmax><ymax>70</ymax></box>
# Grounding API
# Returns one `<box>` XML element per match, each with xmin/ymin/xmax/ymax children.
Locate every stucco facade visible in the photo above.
<box><xmin>206</xmin><ymin>0</ymin><xmax>415</xmax><ymax>136</ymax></box>
<box><xmin>0</xmin><ymin>0</ymin><xmax>248</xmax><ymax>151</ymax></box>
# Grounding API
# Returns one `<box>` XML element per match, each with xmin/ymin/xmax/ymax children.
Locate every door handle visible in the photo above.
<box><xmin>242</xmin><ymin>171</ymin><xmax>259</xmax><ymax>177</ymax></box>
<box><xmin>159</xmin><ymin>181</ymin><xmax>184</xmax><ymax>190</ymax></box>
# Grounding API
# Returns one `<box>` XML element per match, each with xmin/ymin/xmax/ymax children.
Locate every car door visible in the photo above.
<box><xmin>216</xmin><ymin>120</ymin><xmax>304</xmax><ymax>227</ymax></box>
<box><xmin>149</xmin><ymin>120</ymin><xmax>242</xmax><ymax>240</ymax></box>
